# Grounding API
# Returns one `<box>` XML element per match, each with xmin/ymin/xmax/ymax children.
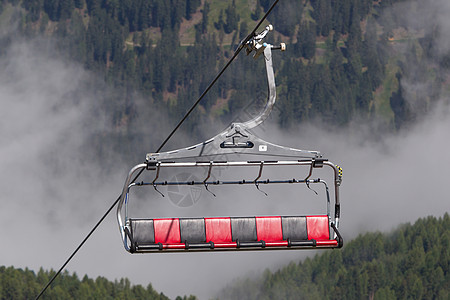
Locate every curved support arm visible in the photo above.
<box><xmin>117</xmin><ymin>163</ymin><xmax>147</xmax><ymax>250</ymax></box>
<box><xmin>241</xmin><ymin>46</ymin><xmax>276</xmax><ymax>130</ymax></box>
<box><xmin>323</xmin><ymin>161</ymin><xmax>341</xmax><ymax>229</ymax></box>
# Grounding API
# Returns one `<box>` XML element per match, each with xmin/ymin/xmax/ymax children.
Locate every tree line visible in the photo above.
<box><xmin>0</xmin><ymin>266</ymin><xmax>197</xmax><ymax>299</ymax></box>
<box><xmin>219</xmin><ymin>213</ymin><xmax>450</xmax><ymax>299</ymax></box>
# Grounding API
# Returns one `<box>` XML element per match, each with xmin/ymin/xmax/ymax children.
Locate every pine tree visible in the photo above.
<box><xmin>224</xmin><ymin>0</ymin><xmax>239</xmax><ymax>34</ymax></box>
<box><xmin>297</xmin><ymin>21</ymin><xmax>316</xmax><ymax>60</ymax></box>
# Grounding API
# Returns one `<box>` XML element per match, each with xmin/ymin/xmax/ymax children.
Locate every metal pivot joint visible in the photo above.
<box><xmin>244</xmin><ymin>25</ymin><xmax>286</xmax><ymax>59</ymax></box>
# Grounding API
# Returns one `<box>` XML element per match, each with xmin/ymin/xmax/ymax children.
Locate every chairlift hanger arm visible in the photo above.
<box><xmin>155</xmin><ymin>0</ymin><xmax>280</xmax><ymax>155</ymax></box>
<box><xmin>241</xmin><ymin>43</ymin><xmax>277</xmax><ymax>129</ymax></box>
<box><xmin>146</xmin><ymin>43</ymin><xmax>320</xmax><ymax>162</ymax></box>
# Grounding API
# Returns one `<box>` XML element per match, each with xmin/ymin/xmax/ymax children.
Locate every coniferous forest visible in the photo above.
<box><xmin>1</xmin><ymin>0</ymin><xmax>448</xmax><ymax>141</ymax></box>
<box><xmin>219</xmin><ymin>214</ymin><xmax>449</xmax><ymax>299</ymax></box>
<box><xmin>1</xmin><ymin>0</ymin><xmax>449</xmax><ymax>299</ymax></box>
<box><xmin>0</xmin><ymin>267</ymin><xmax>174</xmax><ymax>299</ymax></box>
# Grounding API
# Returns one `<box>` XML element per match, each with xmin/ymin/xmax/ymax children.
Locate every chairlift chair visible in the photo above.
<box><xmin>117</xmin><ymin>25</ymin><xmax>343</xmax><ymax>253</ymax></box>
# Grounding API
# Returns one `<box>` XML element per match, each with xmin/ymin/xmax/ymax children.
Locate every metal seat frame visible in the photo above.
<box><xmin>117</xmin><ymin>26</ymin><xmax>342</xmax><ymax>253</ymax></box>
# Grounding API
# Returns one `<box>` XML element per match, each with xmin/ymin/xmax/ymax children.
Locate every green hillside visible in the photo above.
<box><xmin>219</xmin><ymin>214</ymin><xmax>450</xmax><ymax>299</ymax></box>
<box><xmin>0</xmin><ymin>0</ymin><xmax>447</xmax><ymax>142</ymax></box>
<box><xmin>0</xmin><ymin>267</ymin><xmax>196</xmax><ymax>300</ymax></box>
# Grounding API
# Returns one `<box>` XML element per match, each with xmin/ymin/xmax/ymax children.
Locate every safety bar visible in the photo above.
<box><xmin>117</xmin><ymin>159</ymin><xmax>341</xmax><ymax>251</ymax></box>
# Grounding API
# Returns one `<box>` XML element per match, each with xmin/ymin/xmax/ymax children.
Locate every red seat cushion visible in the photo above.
<box><xmin>256</xmin><ymin>216</ymin><xmax>283</xmax><ymax>241</ymax></box>
<box><xmin>205</xmin><ymin>217</ymin><xmax>232</xmax><ymax>243</ymax></box>
<box><xmin>153</xmin><ymin>218</ymin><xmax>181</xmax><ymax>243</ymax></box>
<box><xmin>306</xmin><ymin>216</ymin><xmax>329</xmax><ymax>241</ymax></box>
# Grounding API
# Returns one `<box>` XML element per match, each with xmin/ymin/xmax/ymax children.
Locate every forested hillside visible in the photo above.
<box><xmin>219</xmin><ymin>214</ymin><xmax>449</xmax><ymax>299</ymax></box>
<box><xmin>0</xmin><ymin>0</ymin><xmax>448</xmax><ymax>140</ymax></box>
<box><xmin>0</xmin><ymin>266</ymin><xmax>196</xmax><ymax>299</ymax></box>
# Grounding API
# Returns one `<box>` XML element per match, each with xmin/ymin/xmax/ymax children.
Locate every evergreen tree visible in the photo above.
<box><xmin>59</xmin><ymin>0</ymin><xmax>75</xmax><ymax>20</ymax></box>
<box><xmin>251</xmin><ymin>3</ymin><xmax>262</xmax><ymax>21</ymax></box>
<box><xmin>311</xmin><ymin>0</ymin><xmax>332</xmax><ymax>36</ymax></box>
<box><xmin>185</xmin><ymin>0</ymin><xmax>201</xmax><ymax>20</ymax></box>
<box><xmin>199</xmin><ymin>1</ymin><xmax>209</xmax><ymax>34</ymax></box>
<box><xmin>43</xmin><ymin>0</ymin><xmax>60</xmax><ymax>21</ymax></box>
<box><xmin>224</xmin><ymin>0</ymin><xmax>239</xmax><ymax>34</ymax></box>
<box><xmin>22</xmin><ymin>0</ymin><xmax>42</xmax><ymax>22</ymax></box>
<box><xmin>390</xmin><ymin>73</ymin><xmax>411</xmax><ymax>130</ymax></box>
<box><xmin>267</xmin><ymin>1</ymin><xmax>303</xmax><ymax>37</ymax></box>
<box><xmin>214</xmin><ymin>9</ymin><xmax>224</xmax><ymax>31</ymax></box>
<box><xmin>296</xmin><ymin>21</ymin><xmax>316</xmax><ymax>60</ymax></box>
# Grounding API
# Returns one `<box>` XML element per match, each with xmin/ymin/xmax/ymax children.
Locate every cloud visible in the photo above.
<box><xmin>0</xmin><ymin>36</ymin><xmax>334</xmax><ymax>299</ymax></box>
<box><xmin>391</xmin><ymin>0</ymin><xmax>450</xmax><ymax>55</ymax></box>
<box><xmin>2</xmin><ymin>2</ymin><xmax>450</xmax><ymax>299</ymax></box>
